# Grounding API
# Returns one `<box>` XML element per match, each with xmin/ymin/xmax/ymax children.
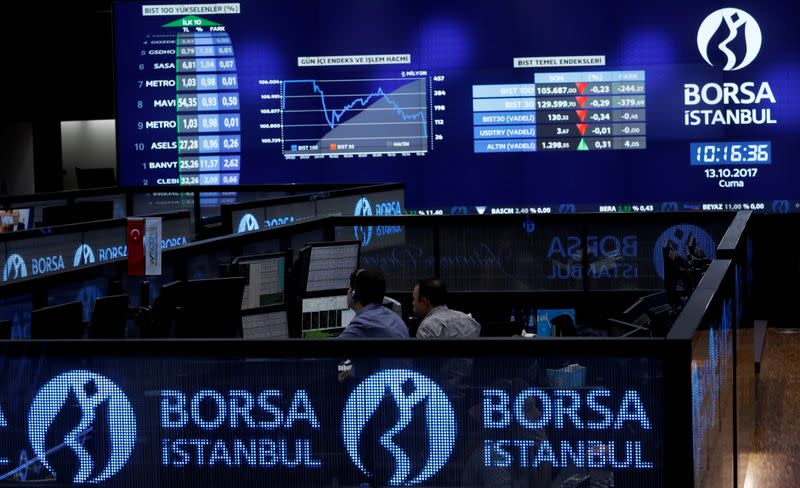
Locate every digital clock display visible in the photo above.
<box><xmin>690</xmin><ymin>142</ymin><xmax>772</xmax><ymax>165</ymax></box>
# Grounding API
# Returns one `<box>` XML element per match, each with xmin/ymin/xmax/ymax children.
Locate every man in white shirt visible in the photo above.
<box><xmin>412</xmin><ymin>278</ymin><xmax>481</xmax><ymax>338</ymax></box>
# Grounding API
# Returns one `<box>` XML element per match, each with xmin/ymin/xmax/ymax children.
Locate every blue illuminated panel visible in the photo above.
<box><xmin>117</xmin><ymin>0</ymin><xmax>800</xmax><ymax>211</ymax></box>
<box><xmin>176</xmin><ymin>33</ymin><xmax>232</xmax><ymax>46</ymax></box>
<box><xmin>178</xmin><ymin>114</ymin><xmax>241</xmax><ymax>133</ymax></box>
<box><xmin>176</xmin><ymin>58</ymin><xmax>237</xmax><ymax>73</ymax></box>
<box><xmin>220</xmin><ymin>173</ymin><xmax>240</xmax><ymax>185</ymax></box>
<box><xmin>473</xmin><ymin>111</ymin><xmax>536</xmax><ymax>125</ymax></box>
<box><xmin>177</xmin><ymin>45</ymin><xmax>235</xmax><ymax>57</ymax></box>
<box><xmin>172</xmin><ymin>28</ymin><xmax>241</xmax><ymax>186</ymax></box>
<box><xmin>690</xmin><ymin>141</ymin><xmax>772</xmax><ymax>165</ymax></box>
<box><xmin>473</xmin><ymin>98</ymin><xmax>536</xmax><ymax>112</ymax></box>
<box><xmin>472</xmin><ymin>71</ymin><xmax>646</xmax><ymax>155</ymax></box>
<box><xmin>221</xmin><ymin>156</ymin><xmax>241</xmax><ymax>170</ymax></box>
<box><xmin>27</xmin><ymin>370</ymin><xmax>136</xmax><ymax>483</ymax></box>
<box><xmin>473</xmin><ymin>125</ymin><xmax>536</xmax><ymax>139</ymax></box>
<box><xmin>534</xmin><ymin>71</ymin><xmax>646</xmax><ymax>83</ymax></box>
<box><xmin>691</xmin><ymin>299</ymin><xmax>734</xmax><ymax>487</ymax></box>
<box><xmin>177</xmin><ymin>74</ymin><xmax>239</xmax><ymax>92</ymax></box>
<box><xmin>0</xmin><ymin>345</ymin><xmax>666</xmax><ymax>486</ymax></box>
<box><xmin>474</xmin><ymin>139</ymin><xmax>537</xmax><ymax>153</ymax></box>
<box><xmin>200</xmin><ymin>173</ymin><xmax>220</xmax><ymax>185</ymax></box>
<box><xmin>176</xmin><ymin>93</ymin><xmax>240</xmax><ymax>112</ymax></box>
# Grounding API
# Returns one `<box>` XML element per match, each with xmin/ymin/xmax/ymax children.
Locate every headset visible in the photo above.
<box><xmin>349</xmin><ymin>269</ymin><xmax>362</xmax><ymax>302</ymax></box>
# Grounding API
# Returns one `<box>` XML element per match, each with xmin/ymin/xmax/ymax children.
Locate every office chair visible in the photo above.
<box><xmin>31</xmin><ymin>301</ymin><xmax>84</xmax><ymax>339</ymax></box>
<box><xmin>88</xmin><ymin>294</ymin><xmax>130</xmax><ymax>338</ymax></box>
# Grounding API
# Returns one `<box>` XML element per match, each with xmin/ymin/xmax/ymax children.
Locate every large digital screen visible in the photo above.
<box><xmin>114</xmin><ymin>1</ymin><xmax>798</xmax><ymax>211</ymax></box>
<box><xmin>0</xmin><ymin>343</ymin><xmax>667</xmax><ymax>486</ymax></box>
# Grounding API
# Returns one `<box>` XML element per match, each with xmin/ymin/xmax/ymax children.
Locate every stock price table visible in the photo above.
<box><xmin>128</xmin><ymin>19</ymin><xmax>242</xmax><ymax>186</ymax></box>
<box><xmin>473</xmin><ymin>70</ymin><xmax>646</xmax><ymax>153</ymax></box>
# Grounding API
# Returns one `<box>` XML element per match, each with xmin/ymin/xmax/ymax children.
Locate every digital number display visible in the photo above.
<box><xmin>691</xmin><ymin>142</ymin><xmax>771</xmax><ymax>165</ymax></box>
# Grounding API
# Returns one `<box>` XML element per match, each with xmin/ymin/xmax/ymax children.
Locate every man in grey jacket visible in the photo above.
<box><xmin>412</xmin><ymin>277</ymin><xmax>481</xmax><ymax>338</ymax></box>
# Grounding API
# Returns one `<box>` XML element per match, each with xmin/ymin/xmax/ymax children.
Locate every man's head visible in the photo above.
<box><xmin>348</xmin><ymin>268</ymin><xmax>387</xmax><ymax>311</ymax></box>
<box><xmin>412</xmin><ymin>277</ymin><xmax>447</xmax><ymax>318</ymax></box>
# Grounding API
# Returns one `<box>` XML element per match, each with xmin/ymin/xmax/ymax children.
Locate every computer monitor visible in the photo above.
<box><xmin>242</xmin><ymin>311</ymin><xmax>290</xmax><ymax>339</ymax></box>
<box><xmin>89</xmin><ymin>294</ymin><xmax>130</xmax><ymax>339</ymax></box>
<box><xmin>297</xmin><ymin>241</ymin><xmax>360</xmax><ymax>294</ymax></box>
<box><xmin>233</xmin><ymin>252</ymin><xmax>289</xmax><ymax>310</ymax></box>
<box><xmin>0</xmin><ymin>208</ymin><xmax>31</xmax><ymax>232</ymax></box>
<box><xmin>176</xmin><ymin>277</ymin><xmax>246</xmax><ymax>338</ymax></box>
<box><xmin>148</xmin><ymin>280</ymin><xmax>183</xmax><ymax>337</ymax></box>
<box><xmin>300</xmin><ymin>295</ymin><xmax>355</xmax><ymax>338</ymax></box>
<box><xmin>537</xmin><ymin>308</ymin><xmax>577</xmax><ymax>337</ymax></box>
<box><xmin>31</xmin><ymin>301</ymin><xmax>84</xmax><ymax>339</ymax></box>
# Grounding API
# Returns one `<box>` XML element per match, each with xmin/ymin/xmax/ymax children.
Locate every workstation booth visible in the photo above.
<box><xmin>0</xmin><ymin>185</ymin><xmax>762</xmax><ymax>487</ymax></box>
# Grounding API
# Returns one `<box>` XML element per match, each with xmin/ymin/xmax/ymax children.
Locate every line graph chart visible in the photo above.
<box><xmin>281</xmin><ymin>77</ymin><xmax>429</xmax><ymax>157</ymax></box>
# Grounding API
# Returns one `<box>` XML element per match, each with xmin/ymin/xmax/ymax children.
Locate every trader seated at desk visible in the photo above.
<box><xmin>413</xmin><ymin>277</ymin><xmax>481</xmax><ymax>338</ymax></box>
<box><xmin>338</xmin><ymin>269</ymin><xmax>409</xmax><ymax>338</ymax></box>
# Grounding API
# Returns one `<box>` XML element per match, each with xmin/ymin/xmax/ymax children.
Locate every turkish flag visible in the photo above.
<box><xmin>127</xmin><ymin>218</ymin><xmax>145</xmax><ymax>276</ymax></box>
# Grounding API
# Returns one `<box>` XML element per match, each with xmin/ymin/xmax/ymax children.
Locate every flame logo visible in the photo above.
<box><xmin>342</xmin><ymin>370</ymin><xmax>456</xmax><ymax>486</ymax></box>
<box><xmin>697</xmin><ymin>8</ymin><xmax>762</xmax><ymax>71</ymax></box>
<box><xmin>28</xmin><ymin>371</ymin><xmax>136</xmax><ymax>483</ymax></box>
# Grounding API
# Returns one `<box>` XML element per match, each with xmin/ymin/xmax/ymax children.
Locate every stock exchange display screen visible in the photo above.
<box><xmin>115</xmin><ymin>1</ymin><xmax>799</xmax><ymax>212</ymax></box>
<box><xmin>0</xmin><ymin>343</ymin><xmax>667</xmax><ymax>486</ymax></box>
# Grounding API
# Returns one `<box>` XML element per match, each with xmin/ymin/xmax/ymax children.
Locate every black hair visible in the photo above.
<box><xmin>349</xmin><ymin>268</ymin><xmax>386</xmax><ymax>306</ymax></box>
<box><xmin>415</xmin><ymin>277</ymin><xmax>447</xmax><ymax>307</ymax></box>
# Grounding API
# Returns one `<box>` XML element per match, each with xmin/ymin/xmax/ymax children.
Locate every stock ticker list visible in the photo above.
<box><xmin>132</xmin><ymin>18</ymin><xmax>242</xmax><ymax>187</ymax></box>
<box><xmin>473</xmin><ymin>71</ymin><xmax>646</xmax><ymax>153</ymax></box>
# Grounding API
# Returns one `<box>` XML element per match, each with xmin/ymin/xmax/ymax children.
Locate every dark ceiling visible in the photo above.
<box><xmin>6</xmin><ymin>2</ymin><xmax>115</xmax><ymax>121</ymax></box>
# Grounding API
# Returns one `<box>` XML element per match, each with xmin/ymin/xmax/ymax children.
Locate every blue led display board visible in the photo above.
<box><xmin>0</xmin><ymin>344</ymin><xmax>668</xmax><ymax>486</ymax></box>
<box><xmin>115</xmin><ymin>2</ymin><xmax>798</xmax><ymax>211</ymax></box>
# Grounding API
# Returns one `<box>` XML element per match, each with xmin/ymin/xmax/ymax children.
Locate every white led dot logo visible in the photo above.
<box><xmin>2</xmin><ymin>254</ymin><xmax>27</xmax><ymax>282</ymax></box>
<box><xmin>28</xmin><ymin>371</ymin><xmax>136</xmax><ymax>483</ymax></box>
<box><xmin>342</xmin><ymin>369</ymin><xmax>456</xmax><ymax>486</ymax></box>
<box><xmin>73</xmin><ymin>244</ymin><xmax>96</xmax><ymax>267</ymax></box>
<box><xmin>697</xmin><ymin>8</ymin><xmax>762</xmax><ymax>71</ymax></box>
<box><xmin>237</xmin><ymin>213</ymin><xmax>260</xmax><ymax>233</ymax></box>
